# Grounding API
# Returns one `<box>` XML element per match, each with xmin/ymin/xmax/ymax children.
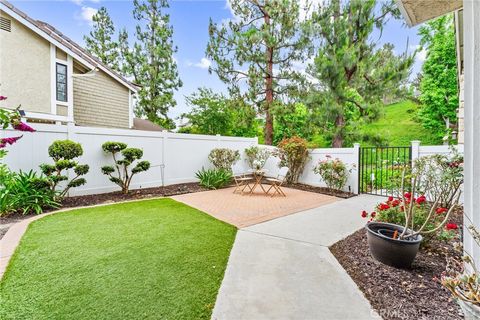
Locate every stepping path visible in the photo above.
<box><xmin>212</xmin><ymin>194</ymin><xmax>384</xmax><ymax>320</ymax></box>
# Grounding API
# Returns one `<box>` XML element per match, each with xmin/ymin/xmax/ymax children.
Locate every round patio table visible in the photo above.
<box><xmin>247</xmin><ymin>169</ymin><xmax>268</xmax><ymax>195</ymax></box>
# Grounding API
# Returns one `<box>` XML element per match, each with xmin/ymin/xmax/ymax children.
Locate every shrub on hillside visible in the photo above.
<box><xmin>40</xmin><ymin>140</ymin><xmax>89</xmax><ymax>199</ymax></box>
<box><xmin>208</xmin><ymin>148</ymin><xmax>240</xmax><ymax>171</ymax></box>
<box><xmin>101</xmin><ymin>142</ymin><xmax>150</xmax><ymax>194</ymax></box>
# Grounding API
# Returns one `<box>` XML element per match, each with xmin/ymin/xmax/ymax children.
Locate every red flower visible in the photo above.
<box><xmin>391</xmin><ymin>199</ymin><xmax>400</xmax><ymax>207</ymax></box>
<box><xmin>416</xmin><ymin>195</ymin><xmax>426</xmax><ymax>204</ymax></box>
<box><xmin>388</xmin><ymin>196</ymin><xmax>394</xmax><ymax>202</ymax></box>
<box><xmin>378</xmin><ymin>203</ymin><xmax>390</xmax><ymax>211</ymax></box>
<box><xmin>436</xmin><ymin>207</ymin><xmax>448</xmax><ymax>214</ymax></box>
<box><xmin>400</xmin><ymin>206</ymin><xmax>404</xmax><ymax>211</ymax></box>
<box><xmin>361</xmin><ymin>210</ymin><xmax>368</xmax><ymax>218</ymax></box>
<box><xmin>371</xmin><ymin>212</ymin><xmax>376</xmax><ymax>218</ymax></box>
<box><xmin>404</xmin><ymin>192</ymin><xmax>411</xmax><ymax>199</ymax></box>
<box><xmin>0</xmin><ymin>96</ymin><xmax>7</xmax><ymax>101</ymax></box>
<box><xmin>446</xmin><ymin>223</ymin><xmax>458</xmax><ymax>231</ymax></box>
<box><xmin>13</xmin><ymin>122</ymin><xmax>35</xmax><ymax>132</ymax></box>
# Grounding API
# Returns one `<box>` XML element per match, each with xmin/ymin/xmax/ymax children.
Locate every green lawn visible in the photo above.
<box><xmin>0</xmin><ymin>199</ymin><xmax>237</xmax><ymax>320</ymax></box>
<box><xmin>359</xmin><ymin>100</ymin><xmax>441</xmax><ymax>146</ymax></box>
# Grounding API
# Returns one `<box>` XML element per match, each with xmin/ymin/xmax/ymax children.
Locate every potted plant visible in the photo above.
<box><xmin>442</xmin><ymin>223</ymin><xmax>480</xmax><ymax>319</ymax></box>
<box><xmin>363</xmin><ymin>168</ymin><xmax>461</xmax><ymax>268</ymax></box>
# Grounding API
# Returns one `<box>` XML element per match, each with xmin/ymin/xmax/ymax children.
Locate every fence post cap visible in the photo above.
<box><xmin>411</xmin><ymin>140</ymin><xmax>421</xmax><ymax>146</ymax></box>
<box><xmin>353</xmin><ymin>143</ymin><xmax>360</xmax><ymax>148</ymax></box>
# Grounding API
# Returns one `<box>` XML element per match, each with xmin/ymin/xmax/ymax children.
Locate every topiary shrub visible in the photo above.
<box><xmin>244</xmin><ymin>146</ymin><xmax>271</xmax><ymax>170</ymax></box>
<box><xmin>40</xmin><ymin>140</ymin><xmax>89</xmax><ymax>199</ymax></box>
<box><xmin>274</xmin><ymin>136</ymin><xmax>310</xmax><ymax>184</ymax></box>
<box><xmin>101</xmin><ymin>142</ymin><xmax>150</xmax><ymax>194</ymax></box>
<box><xmin>208</xmin><ymin>148</ymin><xmax>240</xmax><ymax>171</ymax></box>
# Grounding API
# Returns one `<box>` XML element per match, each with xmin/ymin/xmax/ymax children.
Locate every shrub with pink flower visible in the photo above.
<box><xmin>313</xmin><ymin>156</ymin><xmax>353</xmax><ymax>191</ymax></box>
<box><xmin>0</xmin><ymin>96</ymin><xmax>35</xmax><ymax>156</ymax></box>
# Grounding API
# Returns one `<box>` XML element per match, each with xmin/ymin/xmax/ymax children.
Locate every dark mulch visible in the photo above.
<box><xmin>330</xmin><ymin>211</ymin><xmax>464</xmax><ymax>320</ymax></box>
<box><xmin>286</xmin><ymin>183</ymin><xmax>356</xmax><ymax>199</ymax></box>
<box><xmin>0</xmin><ymin>182</ymin><xmax>208</xmax><ymax>240</ymax></box>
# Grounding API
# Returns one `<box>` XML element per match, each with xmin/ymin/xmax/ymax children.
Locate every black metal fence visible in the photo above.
<box><xmin>358</xmin><ymin>146</ymin><xmax>412</xmax><ymax>197</ymax></box>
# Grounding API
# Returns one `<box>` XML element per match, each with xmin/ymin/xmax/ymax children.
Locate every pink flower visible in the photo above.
<box><xmin>13</xmin><ymin>122</ymin><xmax>35</xmax><ymax>132</ymax></box>
<box><xmin>0</xmin><ymin>96</ymin><xmax>7</xmax><ymax>101</ymax></box>
<box><xmin>1</xmin><ymin>136</ymin><xmax>22</xmax><ymax>146</ymax></box>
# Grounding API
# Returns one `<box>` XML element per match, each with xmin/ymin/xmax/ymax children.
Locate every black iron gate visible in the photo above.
<box><xmin>358</xmin><ymin>146</ymin><xmax>412</xmax><ymax>197</ymax></box>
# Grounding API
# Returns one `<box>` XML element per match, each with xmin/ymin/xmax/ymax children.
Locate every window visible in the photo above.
<box><xmin>56</xmin><ymin>63</ymin><xmax>67</xmax><ymax>102</ymax></box>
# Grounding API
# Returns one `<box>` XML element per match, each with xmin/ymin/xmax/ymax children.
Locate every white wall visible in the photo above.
<box><xmin>1</xmin><ymin>123</ymin><xmax>256</xmax><ymax>196</ymax></box>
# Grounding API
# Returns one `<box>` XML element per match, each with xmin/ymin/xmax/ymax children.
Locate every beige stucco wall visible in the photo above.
<box><xmin>73</xmin><ymin>70</ymin><xmax>130</xmax><ymax>128</ymax></box>
<box><xmin>0</xmin><ymin>11</ymin><xmax>51</xmax><ymax>113</ymax></box>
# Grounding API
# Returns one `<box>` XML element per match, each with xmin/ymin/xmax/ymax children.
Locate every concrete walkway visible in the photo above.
<box><xmin>212</xmin><ymin>194</ymin><xmax>383</xmax><ymax>320</ymax></box>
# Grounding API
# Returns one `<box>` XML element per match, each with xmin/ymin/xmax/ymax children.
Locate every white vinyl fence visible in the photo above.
<box><xmin>2</xmin><ymin>122</ymin><xmax>462</xmax><ymax>197</ymax></box>
<box><xmin>1</xmin><ymin>123</ymin><xmax>256</xmax><ymax>196</ymax></box>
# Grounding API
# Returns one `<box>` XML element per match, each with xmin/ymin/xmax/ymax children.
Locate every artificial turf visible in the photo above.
<box><xmin>0</xmin><ymin>198</ymin><xmax>237</xmax><ymax>319</ymax></box>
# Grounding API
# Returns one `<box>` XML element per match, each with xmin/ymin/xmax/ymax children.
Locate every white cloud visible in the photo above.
<box><xmin>187</xmin><ymin>57</ymin><xmax>212</xmax><ymax>69</ymax></box>
<box><xmin>71</xmin><ymin>0</ymin><xmax>83</xmax><ymax>5</ymax></box>
<box><xmin>409</xmin><ymin>44</ymin><xmax>427</xmax><ymax>62</ymax></box>
<box><xmin>77</xmin><ymin>6</ymin><xmax>98</xmax><ymax>26</ymax></box>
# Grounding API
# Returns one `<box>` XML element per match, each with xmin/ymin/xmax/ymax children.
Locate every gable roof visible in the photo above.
<box><xmin>0</xmin><ymin>0</ymin><xmax>137</xmax><ymax>92</ymax></box>
<box><xmin>395</xmin><ymin>0</ymin><xmax>462</xmax><ymax>27</ymax></box>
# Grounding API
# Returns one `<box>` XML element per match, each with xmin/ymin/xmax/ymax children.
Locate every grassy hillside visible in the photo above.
<box><xmin>358</xmin><ymin>100</ymin><xmax>441</xmax><ymax>147</ymax></box>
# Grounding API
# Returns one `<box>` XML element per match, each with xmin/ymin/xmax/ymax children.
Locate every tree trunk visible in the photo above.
<box><xmin>264</xmin><ymin>12</ymin><xmax>274</xmax><ymax>145</ymax></box>
<box><xmin>332</xmin><ymin>115</ymin><xmax>344</xmax><ymax>148</ymax></box>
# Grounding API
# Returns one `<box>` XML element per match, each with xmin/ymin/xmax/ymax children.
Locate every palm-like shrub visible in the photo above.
<box><xmin>40</xmin><ymin>140</ymin><xmax>89</xmax><ymax>199</ymax></box>
<box><xmin>101</xmin><ymin>142</ymin><xmax>150</xmax><ymax>194</ymax></box>
<box><xmin>208</xmin><ymin>148</ymin><xmax>240</xmax><ymax>171</ymax></box>
<box><xmin>195</xmin><ymin>168</ymin><xmax>232</xmax><ymax>190</ymax></box>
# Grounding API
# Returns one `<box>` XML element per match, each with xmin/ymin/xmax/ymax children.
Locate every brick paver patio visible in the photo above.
<box><xmin>171</xmin><ymin>186</ymin><xmax>338</xmax><ymax>228</ymax></box>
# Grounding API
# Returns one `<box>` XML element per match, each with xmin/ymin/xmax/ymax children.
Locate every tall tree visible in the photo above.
<box><xmin>84</xmin><ymin>7</ymin><xmax>120</xmax><ymax>71</ymax></box>
<box><xmin>418</xmin><ymin>15</ymin><xmax>458</xmax><ymax>138</ymax></box>
<box><xmin>206</xmin><ymin>0</ymin><xmax>313</xmax><ymax>145</ymax></box>
<box><xmin>307</xmin><ymin>0</ymin><xmax>415</xmax><ymax>147</ymax></box>
<box><xmin>119</xmin><ymin>0</ymin><xmax>182</xmax><ymax>129</ymax></box>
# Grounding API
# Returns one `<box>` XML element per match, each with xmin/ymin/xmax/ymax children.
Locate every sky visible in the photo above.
<box><xmin>10</xmin><ymin>0</ymin><xmax>426</xmax><ymax>121</ymax></box>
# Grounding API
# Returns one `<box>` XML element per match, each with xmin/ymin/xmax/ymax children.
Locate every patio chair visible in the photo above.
<box><xmin>232</xmin><ymin>163</ymin><xmax>253</xmax><ymax>194</ymax></box>
<box><xmin>265</xmin><ymin>166</ymin><xmax>289</xmax><ymax>197</ymax></box>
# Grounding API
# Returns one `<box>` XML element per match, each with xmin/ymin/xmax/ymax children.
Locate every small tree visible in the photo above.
<box><xmin>208</xmin><ymin>148</ymin><xmax>240</xmax><ymax>171</ymax></box>
<box><xmin>101</xmin><ymin>142</ymin><xmax>150</xmax><ymax>194</ymax></box>
<box><xmin>244</xmin><ymin>146</ymin><xmax>270</xmax><ymax>170</ymax></box>
<box><xmin>40</xmin><ymin>140</ymin><xmax>89</xmax><ymax>198</ymax></box>
<box><xmin>313</xmin><ymin>156</ymin><xmax>351</xmax><ymax>191</ymax></box>
<box><xmin>275</xmin><ymin>137</ymin><xmax>310</xmax><ymax>184</ymax></box>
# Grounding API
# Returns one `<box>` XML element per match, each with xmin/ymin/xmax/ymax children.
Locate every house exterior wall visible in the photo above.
<box><xmin>73</xmin><ymin>70</ymin><xmax>130</xmax><ymax>128</ymax></box>
<box><xmin>0</xmin><ymin>11</ymin><xmax>50</xmax><ymax>113</ymax></box>
<box><xmin>458</xmin><ymin>73</ymin><xmax>464</xmax><ymax>144</ymax></box>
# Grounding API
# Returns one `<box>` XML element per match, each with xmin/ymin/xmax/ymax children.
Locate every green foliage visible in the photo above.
<box><xmin>206</xmin><ymin>0</ymin><xmax>313</xmax><ymax>144</ymax></box>
<box><xmin>307</xmin><ymin>0</ymin><xmax>414</xmax><ymax>147</ymax></box>
<box><xmin>40</xmin><ymin>140</ymin><xmax>89</xmax><ymax>199</ymax></box>
<box><xmin>313</xmin><ymin>157</ymin><xmax>351</xmax><ymax>191</ymax></box>
<box><xmin>101</xmin><ymin>141</ymin><xmax>150</xmax><ymax>194</ymax></box>
<box><xmin>418</xmin><ymin>14</ymin><xmax>458</xmax><ymax>139</ymax></box>
<box><xmin>273</xmin><ymin>103</ymin><xmax>315</xmax><ymax>145</ymax></box>
<box><xmin>275</xmin><ymin>137</ymin><xmax>310</xmax><ymax>184</ymax></box>
<box><xmin>0</xmin><ymin>170</ymin><xmax>59</xmax><ymax>216</ymax></box>
<box><xmin>208</xmin><ymin>148</ymin><xmax>240</xmax><ymax>171</ymax></box>
<box><xmin>119</xmin><ymin>0</ymin><xmax>182</xmax><ymax>129</ymax></box>
<box><xmin>182</xmin><ymin>88</ymin><xmax>259</xmax><ymax>137</ymax></box>
<box><xmin>195</xmin><ymin>168</ymin><xmax>232</xmax><ymax>190</ymax></box>
<box><xmin>84</xmin><ymin>7</ymin><xmax>120</xmax><ymax>71</ymax></box>
<box><xmin>244</xmin><ymin>146</ymin><xmax>271</xmax><ymax>170</ymax></box>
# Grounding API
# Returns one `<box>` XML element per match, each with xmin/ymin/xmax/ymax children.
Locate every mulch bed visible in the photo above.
<box><xmin>286</xmin><ymin>183</ymin><xmax>356</xmax><ymax>199</ymax></box>
<box><xmin>330</xmin><ymin>211</ymin><xmax>464</xmax><ymax>320</ymax></box>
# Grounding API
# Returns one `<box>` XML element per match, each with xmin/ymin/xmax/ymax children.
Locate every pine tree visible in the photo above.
<box><xmin>307</xmin><ymin>0</ymin><xmax>415</xmax><ymax>147</ymax></box>
<box><xmin>119</xmin><ymin>0</ymin><xmax>182</xmax><ymax>129</ymax></box>
<box><xmin>206</xmin><ymin>0</ymin><xmax>313</xmax><ymax>145</ymax></box>
<box><xmin>84</xmin><ymin>7</ymin><xmax>120</xmax><ymax>71</ymax></box>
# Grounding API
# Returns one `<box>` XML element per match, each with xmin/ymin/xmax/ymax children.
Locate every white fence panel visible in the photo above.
<box><xmin>2</xmin><ymin>123</ymin><xmax>257</xmax><ymax>196</ymax></box>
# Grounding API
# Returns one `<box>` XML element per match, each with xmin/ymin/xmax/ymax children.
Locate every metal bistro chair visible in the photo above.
<box><xmin>265</xmin><ymin>166</ymin><xmax>289</xmax><ymax>197</ymax></box>
<box><xmin>232</xmin><ymin>163</ymin><xmax>253</xmax><ymax>194</ymax></box>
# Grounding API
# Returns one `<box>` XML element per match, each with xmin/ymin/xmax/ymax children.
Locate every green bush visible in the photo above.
<box><xmin>275</xmin><ymin>136</ymin><xmax>310</xmax><ymax>184</ymax></box>
<box><xmin>208</xmin><ymin>148</ymin><xmax>240</xmax><ymax>171</ymax></box>
<box><xmin>0</xmin><ymin>170</ymin><xmax>59</xmax><ymax>216</ymax></box>
<box><xmin>40</xmin><ymin>140</ymin><xmax>89</xmax><ymax>199</ymax></box>
<box><xmin>313</xmin><ymin>156</ymin><xmax>351</xmax><ymax>191</ymax></box>
<box><xmin>244</xmin><ymin>146</ymin><xmax>270</xmax><ymax>170</ymax></box>
<box><xmin>101</xmin><ymin>142</ymin><xmax>150</xmax><ymax>194</ymax></box>
<box><xmin>195</xmin><ymin>168</ymin><xmax>232</xmax><ymax>190</ymax></box>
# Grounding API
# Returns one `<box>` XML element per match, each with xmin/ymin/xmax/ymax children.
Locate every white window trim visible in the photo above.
<box><xmin>50</xmin><ymin>44</ymin><xmax>74</xmax><ymax>121</ymax></box>
<box><xmin>128</xmin><ymin>90</ymin><xmax>134</xmax><ymax>128</ymax></box>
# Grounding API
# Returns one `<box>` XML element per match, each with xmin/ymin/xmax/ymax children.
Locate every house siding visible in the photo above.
<box><xmin>0</xmin><ymin>11</ymin><xmax>50</xmax><ymax>114</ymax></box>
<box><xmin>73</xmin><ymin>70</ymin><xmax>130</xmax><ymax>128</ymax></box>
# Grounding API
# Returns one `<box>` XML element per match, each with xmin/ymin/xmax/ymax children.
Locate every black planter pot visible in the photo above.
<box><xmin>365</xmin><ymin>222</ymin><xmax>422</xmax><ymax>268</ymax></box>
